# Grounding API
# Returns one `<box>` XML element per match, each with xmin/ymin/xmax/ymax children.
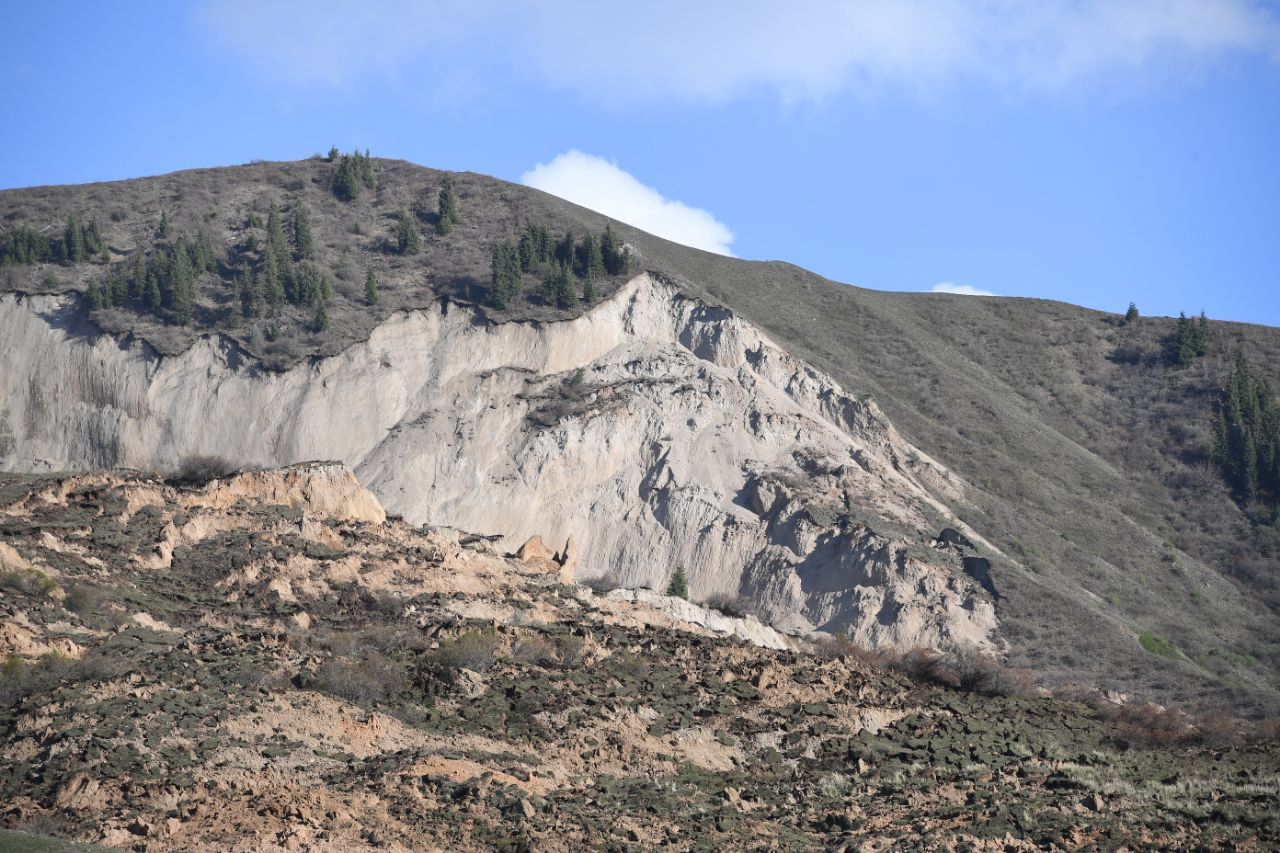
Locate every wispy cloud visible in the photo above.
<box><xmin>931</xmin><ymin>282</ymin><xmax>996</xmax><ymax>296</ymax></box>
<box><xmin>200</xmin><ymin>0</ymin><xmax>1280</xmax><ymax>98</ymax></box>
<box><xmin>521</xmin><ymin>151</ymin><xmax>735</xmax><ymax>256</ymax></box>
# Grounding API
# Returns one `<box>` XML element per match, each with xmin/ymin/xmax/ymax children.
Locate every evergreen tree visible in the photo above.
<box><xmin>578</xmin><ymin>233</ymin><xmax>604</xmax><ymax>281</ymax></box>
<box><xmin>194</xmin><ymin>228</ymin><xmax>217</xmax><ymax>272</ymax></box>
<box><xmin>1124</xmin><ymin>302</ymin><xmax>1139</xmax><ymax>324</ymax></box>
<box><xmin>64</xmin><ymin>211</ymin><xmax>84</xmax><ymax>263</ymax></box>
<box><xmin>84</xmin><ymin>218</ymin><xmax>104</xmax><ymax>257</ymax></box>
<box><xmin>143</xmin><ymin>272</ymin><xmax>162</xmax><ymax>315</ymax></box>
<box><xmin>128</xmin><ymin>250</ymin><xmax>147</xmax><ymax>300</ymax></box>
<box><xmin>266</xmin><ymin>203</ymin><xmax>287</xmax><ymax>259</ymax></box>
<box><xmin>364</xmin><ymin>268</ymin><xmax>380</xmax><ymax>305</ymax></box>
<box><xmin>292</xmin><ymin>204</ymin><xmax>314</xmax><ymax>259</ymax></box>
<box><xmin>0</xmin><ymin>226</ymin><xmax>53</xmax><ymax>264</ymax></box>
<box><xmin>582</xmin><ymin>274</ymin><xmax>596</xmax><ymax>303</ymax></box>
<box><xmin>239</xmin><ymin>269</ymin><xmax>261</xmax><ymax>319</ymax></box>
<box><xmin>489</xmin><ymin>240</ymin><xmax>522</xmax><ymax>309</ymax></box>
<box><xmin>313</xmin><ymin>299</ymin><xmax>330</xmax><ymax>332</ymax></box>
<box><xmin>554</xmin><ymin>230</ymin><xmax>575</xmax><ymax>269</ymax></box>
<box><xmin>1173</xmin><ymin>312</ymin><xmax>1209</xmax><ymax>365</ymax></box>
<box><xmin>262</xmin><ymin>249</ymin><xmax>285</xmax><ymax>307</ymax></box>
<box><xmin>601</xmin><ymin>222</ymin><xmax>629</xmax><ymax>276</ymax></box>
<box><xmin>540</xmin><ymin>263</ymin><xmax>576</xmax><ymax>308</ymax></box>
<box><xmin>1213</xmin><ymin>353</ymin><xmax>1280</xmax><ymax>508</ymax></box>
<box><xmin>157</xmin><ymin>210</ymin><xmax>170</xmax><ymax>239</ymax></box>
<box><xmin>327</xmin><ymin>146</ymin><xmax>340</xmax><ymax>162</ymax></box>
<box><xmin>518</xmin><ymin>228</ymin><xmax>536</xmax><ymax>272</ymax></box>
<box><xmin>396</xmin><ymin>210</ymin><xmax>421</xmax><ymax>255</ymax></box>
<box><xmin>333</xmin><ymin>157</ymin><xmax>361</xmax><ymax>201</ymax></box>
<box><xmin>437</xmin><ymin>176</ymin><xmax>459</xmax><ymax>235</ymax></box>
<box><xmin>332</xmin><ymin>151</ymin><xmax>373</xmax><ymax>201</ymax></box>
<box><xmin>666</xmin><ymin>565</ymin><xmax>689</xmax><ymax>600</ymax></box>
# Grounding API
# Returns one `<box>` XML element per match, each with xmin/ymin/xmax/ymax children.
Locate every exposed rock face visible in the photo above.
<box><xmin>0</xmin><ymin>275</ymin><xmax>997</xmax><ymax>650</ymax></box>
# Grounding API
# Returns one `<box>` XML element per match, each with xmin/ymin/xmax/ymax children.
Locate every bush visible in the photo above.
<box><xmin>172</xmin><ymin>454</ymin><xmax>237</xmax><ymax>484</ymax></box>
<box><xmin>62</xmin><ymin>582</ymin><xmax>102</xmax><ymax>618</ymax></box>
<box><xmin>0</xmin><ymin>568</ymin><xmax>58</xmax><ymax>600</ymax></box>
<box><xmin>424</xmin><ymin>628</ymin><xmax>501</xmax><ymax>676</ymax></box>
<box><xmin>311</xmin><ymin>654</ymin><xmax>406</xmax><ymax>705</ymax></box>
<box><xmin>703</xmin><ymin>593</ymin><xmax>753</xmax><ymax>618</ymax></box>
<box><xmin>583</xmin><ymin>572</ymin><xmax>622</xmax><ymax>594</ymax></box>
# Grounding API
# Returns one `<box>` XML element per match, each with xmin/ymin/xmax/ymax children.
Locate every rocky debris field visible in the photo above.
<box><xmin>0</xmin><ymin>467</ymin><xmax>1276</xmax><ymax>851</ymax></box>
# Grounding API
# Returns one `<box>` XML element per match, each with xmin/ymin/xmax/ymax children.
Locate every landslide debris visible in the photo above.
<box><xmin>0</xmin><ymin>467</ymin><xmax>1276</xmax><ymax>851</ymax></box>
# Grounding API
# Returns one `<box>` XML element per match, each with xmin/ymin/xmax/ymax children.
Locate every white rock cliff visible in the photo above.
<box><xmin>0</xmin><ymin>274</ymin><xmax>998</xmax><ymax>650</ymax></box>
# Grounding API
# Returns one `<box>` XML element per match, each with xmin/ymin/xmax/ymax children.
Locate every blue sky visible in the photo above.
<box><xmin>3</xmin><ymin>1</ymin><xmax>1278</xmax><ymax>325</ymax></box>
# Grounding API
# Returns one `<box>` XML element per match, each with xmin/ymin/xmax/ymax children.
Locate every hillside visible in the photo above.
<box><xmin>1</xmin><ymin>466</ymin><xmax>1276</xmax><ymax>850</ymax></box>
<box><xmin>1</xmin><ymin>155</ymin><xmax>1279</xmax><ymax>717</ymax></box>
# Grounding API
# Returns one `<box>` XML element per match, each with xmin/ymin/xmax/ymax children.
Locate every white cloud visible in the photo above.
<box><xmin>200</xmin><ymin>0</ymin><xmax>1280</xmax><ymax>97</ymax></box>
<box><xmin>931</xmin><ymin>282</ymin><xmax>996</xmax><ymax>296</ymax></box>
<box><xmin>521</xmin><ymin>151</ymin><xmax>735</xmax><ymax>256</ymax></box>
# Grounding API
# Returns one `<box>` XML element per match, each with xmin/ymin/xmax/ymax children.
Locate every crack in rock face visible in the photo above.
<box><xmin>0</xmin><ymin>275</ymin><xmax>999</xmax><ymax>652</ymax></box>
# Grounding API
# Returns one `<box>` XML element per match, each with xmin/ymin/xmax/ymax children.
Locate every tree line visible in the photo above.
<box><xmin>489</xmin><ymin>222</ymin><xmax>631</xmax><ymax>309</ymax></box>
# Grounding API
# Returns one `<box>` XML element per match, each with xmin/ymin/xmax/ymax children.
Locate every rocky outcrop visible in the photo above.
<box><xmin>0</xmin><ymin>275</ymin><xmax>998</xmax><ymax>650</ymax></box>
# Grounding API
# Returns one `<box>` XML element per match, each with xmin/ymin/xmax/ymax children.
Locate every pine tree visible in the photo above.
<box><xmin>327</xmin><ymin>146</ymin><xmax>340</xmax><ymax>162</ymax></box>
<box><xmin>262</xmin><ymin>249</ymin><xmax>285</xmax><ymax>307</ymax></box>
<box><xmin>396</xmin><ymin>210</ymin><xmax>421</xmax><ymax>255</ymax></box>
<box><xmin>292</xmin><ymin>204</ymin><xmax>314</xmax><ymax>260</ymax></box>
<box><xmin>1124</xmin><ymin>302</ymin><xmax>1139</xmax><ymax>324</ymax></box>
<box><xmin>518</xmin><ymin>227</ymin><xmax>536</xmax><ymax>272</ymax></box>
<box><xmin>143</xmin><ymin>272</ymin><xmax>162</xmax><ymax>315</ymax></box>
<box><xmin>578</xmin><ymin>233</ymin><xmax>604</xmax><ymax>281</ymax></box>
<box><xmin>157</xmin><ymin>210</ymin><xmax>170</xmax><ymax>239</ymax></box>
<box><xmin>542</xmin><ymin>263</ymin><xmax>577</xmax><ymax>309</ymax></box>
<box><xmin>313</xmin><ymin>299</ymin><xmax>330</xmax><ymax>332</ymax></box>
<box><xmin>437</xmin><ymin>176</ymin><xmax>459</xmax><ymax>235</ymax></box>
<box><xmin>364</xmin><ymin>268</ymin><xmax>379</xmax><ymax>305</ymax></box>
<box><xmin>333</xmin><ymin>156</ymin><xmax>362</xmax><ymax>201</ymax></box>
<box><xmin>128</xmin><ymin>250</ymin><xmax>147</xmax><ymax>300</ymax></box>
<box><xmin>582</xmin><ymin>275</ymin><xmax>596</xmax><ymax>303</ymax></box>
<box><xmin>194</xmin><ymin>228</ymin><xmax>217</xmax><ymax>272</ymax></box>
<box><xmin>64</xmin><ymin>211</ymin><xmax>84</xmax><ymax>263</ymax></box>
<box><xmin>666</xmin><ymin>565</ymin><xmax>689</xmax><ymax>600</ymax></box>
<box><xmin>266</xmin><ymin>203</ymin><xmax>287</xmax><ymax>260</ymax></box>
<box><xmin>84</xmin><ymin>218</ymin><xmax>104</xmax><ymax>257</ymax></box>
<box><xmin>239</xmin><ymin>269</ymin><xmax>261</xmax><ymax>319</ymax></box>
<box><xmin>489</xmin><ymin>240</ymin><xmax>522</xmax><ymax>309</ymax></box>
<box><xmin>554</xmin><ymin>230</ymin><xmax>575</xmax><ymax>270</ymax></box>
<box><xmin>601</xmin><ymin>222</ymin><xmax>629</xmax><ymax>276</ymax></box>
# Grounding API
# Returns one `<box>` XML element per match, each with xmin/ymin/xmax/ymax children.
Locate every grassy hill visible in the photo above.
<box><xmin>2</xmin><ymin>155</ymin><xmax>1278</xmax><ymax>716</ymax></box>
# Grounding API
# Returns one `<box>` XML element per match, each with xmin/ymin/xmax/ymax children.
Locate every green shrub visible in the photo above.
<box><xmin>1138</xmin><ymin>631</ymin><xmax>1181</xmax><ymax>659</ymax></box>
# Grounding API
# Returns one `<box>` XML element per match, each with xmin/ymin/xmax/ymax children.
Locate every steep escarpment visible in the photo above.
<box><xmin>1</xmin><ymin>274</ymin><xmax>997</xmax><ymax>651</ymax></box>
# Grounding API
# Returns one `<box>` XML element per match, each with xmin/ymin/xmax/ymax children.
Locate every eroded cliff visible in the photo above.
<box><xmin>0</xmin><ymin>274</ymin><xmax>999</xmax><ymax>649</ymax></box>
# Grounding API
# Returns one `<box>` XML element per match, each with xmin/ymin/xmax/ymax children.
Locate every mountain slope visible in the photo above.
<box><xmin>1</xmin><ymin>156</ymin><xmax>1278</xmax><ymax>715</ymax></box>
